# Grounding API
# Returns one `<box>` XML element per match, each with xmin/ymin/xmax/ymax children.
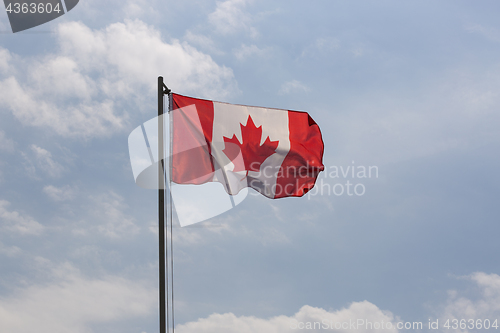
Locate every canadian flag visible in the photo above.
<box><xmin>171</xmin><ymin>93</ymin><xmax>324</xmax><ymax>199</ymax></box>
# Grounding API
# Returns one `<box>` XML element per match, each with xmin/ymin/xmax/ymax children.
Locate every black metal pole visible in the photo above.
<box><xmin>158</xmin><ymin>76</ymin><xmax>166</xmax><ymax>333</ymax></box>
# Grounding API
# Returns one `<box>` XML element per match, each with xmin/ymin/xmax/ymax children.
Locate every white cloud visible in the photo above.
<box><xmin>0</xmin><ymin>263</ymin><xmax>156</xmax><ymax>333</ymax></box>
<box><xmin>76</xmin><ymin>191</ymin><xmax>139</xmax><ymax>238</ymax></box>
<box><xmin>439</xmin><ymin>272</ymin><xmax>500</xmax><ymax>327</ymax></box>
<box><xmin>176</xmin><ymin>301</ymin><xmax>398</xmax><ymax>333</ymax></box>
<box><xmin>0</xmin><ymin>20</ymin><xmax>236</xmax><ymax>138</ymax></box>
<box><xmin>209</xmin><ymin>0</ymin><xmax>257</xmax><ymax>37</ymax></box>
<box><xmin>0</xmin><ymin>241</ymin><xmax>21</xmax><ymax>257</ymax></box>
<box><xmin>0</xmin><ymin>70</ymin><xmax>123</xmax><ymax>139</ymax></box>
<box><xmin>279</xmin><ymin>80</ymin><xmax>310</xmax><ymax>95</ymax></box>
<box><xmin>233</xmin><ymin>44</ymin><xmax>269</xmax><ymax>61</ymax></box>
<box><xmin>184</xmin><ymin>31</ymin><xmax>224</xmax><ymax>55</ymax></box>
<box><xmin>32</xmin><ymin>56</ymin><xmax>96</xmax><ymax>100</ymax></box>
<box><xmin>43</xmin><ymin>184</ymin><xmax>76</xmax><ymax>201</ymax></box>
<box><xmin>0</xmin><ymin>130</ymin><xmax>14</xmax><ymax>152</ymax></box>
<box><xmin>0</xmin><ymin>200</ymin><xmax>44</xmax><ymax>235</ymax></box>
<box><xmin>28</xmin><ymin>145</ymin><xmax>65</xmax><ymax>178</ymax></box>
<box><xmin>0</xmin><ymin>47</ymin><xmax>11</xmax><ymax>73</ymax></box>
<box><xmin>57</xmin><ymin>20</ymin><xmax>236</xmax><ymax>98</ymax></box>
<box><xmin>122</xmin><ymin>0</ymin><xmax>156</xmax><ymax>20</ymax></box>
<box><xmin>22</xmin><ymin>145</ymin><xmax>67</xmax><ymax>180</ymax></box>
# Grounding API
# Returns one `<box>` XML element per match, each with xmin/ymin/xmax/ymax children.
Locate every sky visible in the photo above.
<box><xmin>1</xmin><ymin>0</ymin><xmax>500</xmax><ymax>332</ymax></box>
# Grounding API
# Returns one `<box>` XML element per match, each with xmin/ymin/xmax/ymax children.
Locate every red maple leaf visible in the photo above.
<box><xmin>223</xmin><ymin>116</ymin><xmax>279</xmax><ymax>173</ymax></box>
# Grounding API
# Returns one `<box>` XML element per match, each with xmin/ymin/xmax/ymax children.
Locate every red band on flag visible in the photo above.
<box><xmin>275</xmin><ymin>111</ymin><xmax>324</xmax><ymax>198</ymax></box>
<box><xmin>171</xmin><ymin>94</ymin><xmax>215</xmax><ymax>184</ymax></box>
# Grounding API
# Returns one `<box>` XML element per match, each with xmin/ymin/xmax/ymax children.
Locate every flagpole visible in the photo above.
<box><xmin>158</xmin><ymin>76</ymin><xmax>166</xmax><ymax>333</ymax></box>
<box><xmin>158</xmin><ymin>76</ymin><xmax>173</xmax><ymax>333</ymax></box>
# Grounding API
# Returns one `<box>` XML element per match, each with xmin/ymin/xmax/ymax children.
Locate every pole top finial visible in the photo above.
<box><xmin>158</xmin><ymin>76</ymin><xmax>171</xmax><ymax>95</ymax></box>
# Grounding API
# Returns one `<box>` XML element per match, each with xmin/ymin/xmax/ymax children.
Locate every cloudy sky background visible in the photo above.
<box><xmin>1</xmin><ymin>0</ymin><xmax>500</xmax><ymax>332</ymax></box>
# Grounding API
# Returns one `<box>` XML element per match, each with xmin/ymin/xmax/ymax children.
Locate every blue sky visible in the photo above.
<box><xmin>1</xmin><ymin>1</ymin><xmax>500</xmax><ymax>332</ymax></box>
